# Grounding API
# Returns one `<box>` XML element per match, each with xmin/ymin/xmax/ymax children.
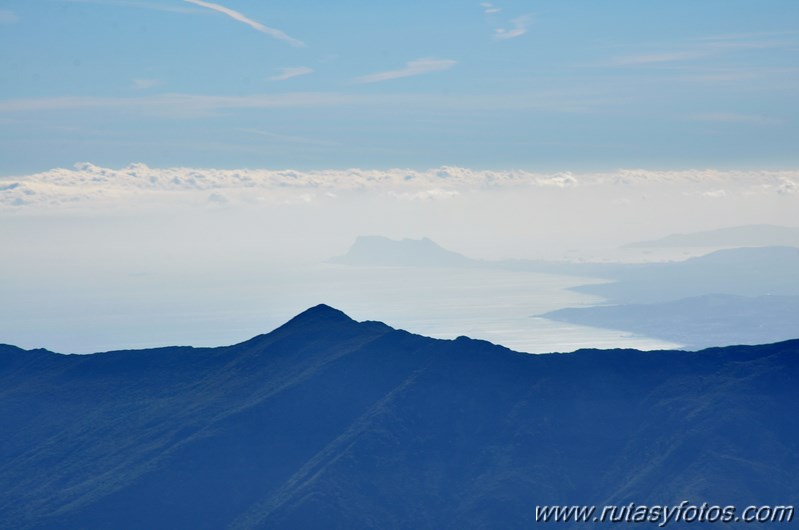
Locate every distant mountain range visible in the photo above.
<box><xmin>332</xmin><ymin>236</ymin><xmax>799</xmax><ymax>303</ymax></box>
<box><xmin>568</xmin><ymin>246</ymin><xmax>799</xmax><ymax>304</ymax></box>
<box><xmin>329</xmin><ymin>235</ymin><xmax>580</xmax><ymax>271</ymax></box>
<box><xmin>624</xmin><ymin>224</ymin><xmax>799</xmax><ymax>248</ymax></box>
<box><xmin>542</xmin><ymin>294</ymin><xmax>799</xmax><ymax>350</ymax></box>
<box><xmin>330</xmin><ymin>236</ymin><xmax>472</xmax><ymax>267</ymax></box>
<box><xmin>331</xmin><ymin>237</ymin><xmax>799</xmax><ymax>348</ymax></box>
<box><xmin>1</xmin><ymin>305</ymin><xmax>797</xmax><ymax>529</ymax></box>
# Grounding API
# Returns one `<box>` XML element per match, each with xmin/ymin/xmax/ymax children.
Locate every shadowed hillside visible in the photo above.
<box><xmin>0</xmin><ymin>305</ymin><xmax>797</xmax><ymax>529</ymax></box>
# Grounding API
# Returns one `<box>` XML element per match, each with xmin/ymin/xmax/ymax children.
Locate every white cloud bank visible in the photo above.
<box><xmin>1</xmin><ymin>163</ymin><xmax>797</xmax><ymax>210</ymax></box>
<box><xmin>183</xmin><ymin>0</ymin><xmax>304</xmax><ymax>47</ymax></box>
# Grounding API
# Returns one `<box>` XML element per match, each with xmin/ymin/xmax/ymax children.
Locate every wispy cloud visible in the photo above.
<box><xmin>354</xmin><ymin>58</ymin><xmax>457</xmax><ymax>84</ymax></box>
<box><xmin>700</xmin><ymin>31</ymin><xmax>798</xmax><ymax>53</ymax></box>
<box><xmin>676</xmin><ymin>65</ymin><xmax>799</xmax><ymax>86</ymax></box>
<box><xmin>183</xmin><ymin>0</ymin><xmax>304</xmax><ymax>47</ymax></box>
<box><xmin>707</xmin><ymin>39</ymin><xmax>792</xmax><ymax>52</ymax></box>
<box><xmin>234</xmin><ymin>128</ymin><xmax>338</xmax><ymax>146</ymax></box>
<box><xmin>698</xmin><ymin>30</ymin><xmax>798</xmax><ymax>42</ymax></box>
<box><xmin>608</xmin><ymin>51</ymin><xmax>704</xmax><ymax>66</ymax></box>
<box><xmin>0</xmin><ymin>93</ymin><xmax>375</xmax><ymax>117</ymax></box>
<box><xmin>131</xmin><ymin>78</ymin><xmax>162</xmax><ymax>90</ymax></box>
<box><xmin>606</xmin><ymin>33</ymin><xmax>797</xmax><ymax>67</ymax></box>
<box><xmin>269</xmin><ymin>67</ymin><xmax>314</xmax><ymax>82</ymax></box>
<box><xmin>0</xmin><ymin>89</ymin><xmax>615</xmax><ymax>117</ymax></box>
<box><xmin>0</xmin><ymin>9</ymin><xmax>19</xmax><ymax>23</ymax></box>
<box><xmin>690</xmin><ymin>112</ymin><xmax>783</xmax><ymax>125</ymax></box>
<box><xmin>480</xmin><ymin>2</ymin><xmax>500</xmax><ymax>14</ymax></box>
<box><xmin>494</xmin><ymin>15</ymin><xmax>532</xmax><ymax>40</ymax></box>
<box><xmin>56</xmin><ymin>0</ymin><xmax>199</xmax><ymax>14</ymax></box>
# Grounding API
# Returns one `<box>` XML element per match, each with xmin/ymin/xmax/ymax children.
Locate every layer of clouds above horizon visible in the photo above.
<box><xmin>2</xmin><ymin>162</ymin><xmax>797</xmax><ymax>265</ymax></box>
<box><xmin>1</xmin><ymin>0</ymin><xmax>798</xmax><ymax>173</ymax></box>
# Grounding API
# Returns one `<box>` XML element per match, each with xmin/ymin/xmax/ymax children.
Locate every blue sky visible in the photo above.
<box><xmin>1</xmin><ymin>0</ymin><xmax>798</xmax><ymax>173</ymax></box>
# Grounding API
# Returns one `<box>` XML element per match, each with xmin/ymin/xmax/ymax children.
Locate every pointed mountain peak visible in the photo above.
<box><xmin>281</xmin><ymin>304</ymin><xmax>356</xmax><ymax>329</ymax></box>
<box><xmin>236</xmin><ymin>305</ymin><xmax>369</xmax><ymax>348</ymax></box>
<box><xmin>236</xmin><ymin>304</ymin><xmax>362</xmax><ymax>344</ymax></box>
<box><xmin>229</xmin><ymin>303</ymin><xmax>402</xmax><ymax>355</ymax></box>
<box><xmin>298</xmin><ymin>303</ymin><xmax>351</xmax><ymax>319</ymax></box>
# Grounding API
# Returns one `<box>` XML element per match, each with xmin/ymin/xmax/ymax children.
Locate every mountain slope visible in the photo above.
<box><xmin>0</xmin><ymin>305</ymin><xmax>797</xmax><ymax>529</ymax></box>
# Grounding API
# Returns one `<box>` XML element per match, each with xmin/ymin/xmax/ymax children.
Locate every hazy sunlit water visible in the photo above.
<box><xmin>0</xmin><ymin>264</ymin><xmax>683</xmax><ymax>354</ymax></box>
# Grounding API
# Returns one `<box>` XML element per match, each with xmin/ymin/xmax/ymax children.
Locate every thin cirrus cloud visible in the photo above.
<box><xmin>0</xmin><ymin>90</ymin><xmax>612</xmax><ymax>119</ymax></box>
<box><xmin>269</xmin><ymin>67</ymin><xmax>314</xmax><ymax>82</ymax></box>
<box><xmin>605</xmin><ymin>34</ymin><xmax>796</xmax><ymax>67</ymax></box>
<box><xmin>55</xmin><ymin>0</ymin><xmax>200</xmax><ymax>13</ymax></box>
<box><xmin>354</xmin><ymin>58</ymin><xmax>457</xmax><ymax>84</ymax></box>
<box><xmin>0</xmin><ymin>93</ymin><xmax>370</xmax><ymax>117</ymax></box>
<box><xmin>0</xmin><ymin>9</ymin><xmax>19</xmax><ymax>23</ymax></box>
<box><xmin>494</xmin><ymin>15</ymin><xmax>532</xmax><ymax>40</ymax></box>
<box><xmin>608</xmin><ymin>51</ymin><xmax>706</xmax><ymax>66</ymax></box>
<box><xmin>480</xmin><ymin>2</ymin><xmax>500</xmax><ymax>14</ymax></box>
<box><xmin>690</xmin><ymin>112</ymin><xmax>782</xmax><ymax>125</ymax></box>
<box><xmin>131</xmin><ymin>78</ymin><xmax>162</xmax><ymax>90</ymax></box>
<box><xmin>183</xmin><ymin>0</ymin><xmax>304</xmax><ymax>47</ymax></box>
<box><xmin>233</xmin><ymin>128</ymin><xmax>338</xmax><ymax>146</ymax></box>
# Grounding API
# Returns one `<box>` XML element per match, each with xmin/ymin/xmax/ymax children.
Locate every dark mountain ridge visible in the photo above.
<box><xmin>0</xmin><ymin>305</ymin><xmax>797</xmax><ymax>529</ymax></box>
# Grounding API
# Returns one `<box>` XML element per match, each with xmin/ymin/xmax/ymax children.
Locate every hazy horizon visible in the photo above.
<box><xmin>2</xmin><ymin>160</ymin><xmax>798</xmax><ymax>353</ymax></box>
<box><xmin>2</xmin><ymin>0</ymin><xmax>798</xmax><ymax>353</ymax></box>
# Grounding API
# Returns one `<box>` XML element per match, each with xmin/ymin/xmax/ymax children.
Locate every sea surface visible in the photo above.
<box><xmin>0</xmin><ymin>263</ymin><xmax>683</xmax><ymax>354</ymax></box>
